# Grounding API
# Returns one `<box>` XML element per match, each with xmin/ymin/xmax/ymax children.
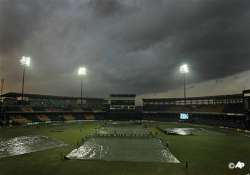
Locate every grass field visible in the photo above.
<box><xmin>0</xmin><ymin>121</ymin><xmax>249</xmax><ymax>175</ymax></box>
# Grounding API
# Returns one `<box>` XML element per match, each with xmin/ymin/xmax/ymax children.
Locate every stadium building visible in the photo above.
<box><xmin>243</xmin><ymin>90</ymin><xmax>250</xmax><ymax>110</ymax></box>
<box><xmin>142</xmin><ymin>94</ymin><xmax>244</xmax><ymax>113</ymax></box>
<box><xmin>1</xmin><ymin>92</ymin><xmax>108</xmax><ymax>111</ymax></box>
<box><xmin>1</xmin><ymin>91</ymin><xmax>250</xmax><ymax>129</ymax></box>
<box><xmin>109</xmin><ymin>94</ymin><xmax>136</xmax><ymax>111</ymax></box>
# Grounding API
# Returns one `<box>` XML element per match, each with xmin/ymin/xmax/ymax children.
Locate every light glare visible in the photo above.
<box><xmin>78</xmin><ymin>67</ymin><xmax>87</xmax><ymax>76</ymax></box>
<box><xmin>20</xmin><ymin>56</ymin><xmax>31</xmax><ymax>67</ymax></box>
<box><xmin>180</xmin><ymin>64</ymin><xmax>189</xmax><ymax>74</ymax></box>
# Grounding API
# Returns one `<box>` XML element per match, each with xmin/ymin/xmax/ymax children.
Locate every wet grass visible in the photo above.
<box><xmin>0</xmin><ymin>121</ymin><xmax>250</xmax><ymax>175</ymax></box>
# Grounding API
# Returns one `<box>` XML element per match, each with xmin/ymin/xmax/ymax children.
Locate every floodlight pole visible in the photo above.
<box><xmin>78</xmin><ymin>67</ymin><xmax>87</xmax><ymax>106</ymax></box>
<box><xmin>184</xmin><ymin>74</ymin><xmax>186</xmax><ymax>104</ymax></box>
<box><xmin>80</xmin><ymin>78</ymin><xmax>83</xmax><ymax>105</ymax></box>
<box><xmin>21</xmin><ymin>66</ymin><xmax>26</xmax><ymax>101</ymax></box>
<box><xmin>0</xmin><ymin>78</ymin><xmax>4</xmax><ymax>99</ymax></box>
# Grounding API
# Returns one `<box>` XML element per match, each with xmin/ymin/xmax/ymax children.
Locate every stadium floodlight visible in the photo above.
<box><xmin>180</xmin><ymin>64</ymin><xmax>189</xmax><ymax>74</ymax></box>
<box><xmin>78</xmin><ymin>67</ymin><xmax>87</xmax><ymax>105</ymax></box>
<box><xmin>179</xmin><ymin>64</ymin><xmax>190</xmax><ymax>104</ymax></box>
<box><xmin>78</xmin><ymin>67</ymin><xmax>87</xmax><ymax>76</ymax></box>
<box><xmin>20</xmin><ymin>56</ymin><xmax>31</xmax><ymax>67</ymax></box>
<box><xmin>20</xmin><ymin>56</ymin><xmax>31</xmax><ymax>101</ymax></box>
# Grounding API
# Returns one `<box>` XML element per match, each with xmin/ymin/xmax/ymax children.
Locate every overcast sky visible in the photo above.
<box><xmin>1</xmin><ymin>0</ymin><xmax>250</xmax><ymax>97</ymax></box>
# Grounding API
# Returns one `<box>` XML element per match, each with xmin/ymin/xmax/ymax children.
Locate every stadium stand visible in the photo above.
<box><xmin>1</xmin><ymin>92</ymin><xmax>107</xmax><ymax>110</ymax></box>
<box><xmin>37</xmin><ymin>115</ymin><xmax>50</xmax><ymax>122</ymax></box>
<box><xmin>9</xmin><ymin>115</ymin><xmax>31</xmax><ymax>125</ymax></box>
<box><xmin>0</xmin><ymin>91</ymin><xmax>249</xmax><ymax>130</ymax></box>
<box><xmin>143</xmin><ymin>94</ymin><xmax>244</xmax><ymax>113</ymax></box>
<box><xmin>63</xmin><ymin>114</ymin><xmax>75</xmax><ymax>121</ymax></box>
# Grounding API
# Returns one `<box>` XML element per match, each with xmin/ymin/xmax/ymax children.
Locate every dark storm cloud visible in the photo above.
<box><xmin>89</xmin><ymin>0</ymin><xmax>122</xmax><ymax>16</ymax></box>
<box><xmin>0</xmin><ymin>0</ymin><xmax>56</xmax><ymax>53</ymax></box>
<box><xmin>1</xmin><ymin>0</ymin><xmax>250</xmax><ymax>97</ymax></box>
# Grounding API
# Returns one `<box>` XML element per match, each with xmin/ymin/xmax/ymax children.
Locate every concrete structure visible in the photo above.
<box><xmin>143</xmin><ymin>93</ymin><xmax>245</xmax><ymax>113</ymax></box>
<box><xmin>1</xmin><ymin>92</ymin><xmax>107</xmax><ymax>110</ymax></box>
<box><xmin>109</xmin><ymin>94</ymin><xmax>136</xmax><ymax>111</ymax></box>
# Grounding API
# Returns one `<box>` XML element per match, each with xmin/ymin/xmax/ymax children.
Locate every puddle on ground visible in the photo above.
<box><xmin>0</xmin><ymin>136</ymin><xmax>66</xmax><ymax>158</ymax></box>
<box><xmin>163</xmin><ymin>128</ymin><xmax>197</xmax><ymax>136</ymax></box>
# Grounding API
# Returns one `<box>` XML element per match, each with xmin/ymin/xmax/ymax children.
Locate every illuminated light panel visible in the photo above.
<box><xmin>78</xmin><ymin>67</ymin><xmax>87</xmax><ymax>76</ymax></box>
<box><xmin>20</xmin><ymin>56</ymin><xmax>31</xmax><ymax>67</ymax></box>
<box><xmin>180</xmin><ymin>64</ymin><xmax>189</xmax><ymax>74</ymax></box>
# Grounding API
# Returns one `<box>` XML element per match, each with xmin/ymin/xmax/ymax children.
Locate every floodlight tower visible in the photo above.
<box><xmin>20</xmin><ymin>56</ymin><xmax>31</xmax><ymax>101</ymax></box>
<box><xmin>78</xmin><ymin>67</ymin><xmax>87</xmax><ymax>105</ymax></box>
<box><xmin>0</xmin><ymin>78</ymin><xmax>4</xmax><ymax>97</ymax></box>
<box><xmin>180</xmin><ymin>64</ymin><xmax>189</xmax><ymax>104</ymax></box>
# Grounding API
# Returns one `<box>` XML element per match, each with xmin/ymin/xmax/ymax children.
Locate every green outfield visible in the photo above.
<box><xmin>0</xmin><ymin>121</ymin><xmax>249</xmax><ymax>175</ymax></box>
